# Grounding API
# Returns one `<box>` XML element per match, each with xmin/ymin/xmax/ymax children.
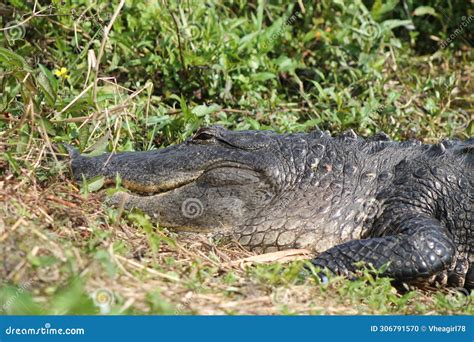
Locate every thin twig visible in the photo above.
<box><xmin>0</xmin><ymin>0</ymin><xmax>43</xmax><ymax>31</ymax></box>
<box><xmin>56</xmin><ymin>82</ymin><xmax>94</xmax><ymax>117</ymax></box>
<box><xmin>163</xmin><ymin>0</ymin><xmax>187</xmax><ymax>74</ymax></box>
<box><xmin>92</xmin><ymin>0</ymin><xmax>126</xmax><ymax>107</ymax></box>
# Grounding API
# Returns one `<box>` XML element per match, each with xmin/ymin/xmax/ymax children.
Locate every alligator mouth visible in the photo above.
<box><xmin>205</xmin><ymin>161</ymin><xmax>255</xmax><ymax>172</ymax></box>
<box><xmin>120</xmin><ymin>175</ymin><xmax>201</xmax><ymax>196</ymax></box>
<box><xmin>118</xmin><ymin>161</ymin><xmax>255</xmax><ymax>196</ymax></box>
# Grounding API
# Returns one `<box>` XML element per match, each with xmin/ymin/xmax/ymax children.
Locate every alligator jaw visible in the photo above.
<box><xmin>119</xmin><ymin>160</ymin><xmax>255</xmax><ymax>195</ymax></box>
<box><xmin>120</xmin><ymin>173</ymin><xmax>202</xmax><ymax>195</ymax></box>
<box><xmin>108</xmin><ymin>191</ymin><xmax>218</xmax><ymax>233</ymax></box>
<box><xmin>108</xmin><ymin>182</ymin><xmax>239</xmax><ymax>234</ymax></box>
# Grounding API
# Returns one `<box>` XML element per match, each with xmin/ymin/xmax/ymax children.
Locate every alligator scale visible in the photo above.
<box><xmin>68</xmin><ymin>126</ymin><xmax>473</xmax><ymax>288</ymax></box>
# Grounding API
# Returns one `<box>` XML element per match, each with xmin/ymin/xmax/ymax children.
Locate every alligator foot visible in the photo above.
<box><xmin>310</xmin><ymin>214</ymin><xmax>458</xmax><ymax>285</ymax></box>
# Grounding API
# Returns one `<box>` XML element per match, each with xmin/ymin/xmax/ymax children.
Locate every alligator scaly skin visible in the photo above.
<box><xmin>69</xmin><ymin>127</ymin><xmax>473</xmax><ymax>288</ymax></box>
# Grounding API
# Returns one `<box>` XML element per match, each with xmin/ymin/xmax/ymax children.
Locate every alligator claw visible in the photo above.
<box><xmin>302</xmin><ymin>262</ymin><xmax>333</xmax><ymax>284</ymax></box>
<box><xmin>318</xmin><ymin>274</ymin><xmax>329</xmax><ymax>285</ymax></box>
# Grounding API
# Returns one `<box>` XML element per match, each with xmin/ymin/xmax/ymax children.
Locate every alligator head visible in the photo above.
<box><xmin>69</xmin><ymin>126</ymin><xmax>314</xmax><ymax>237</ymax></box>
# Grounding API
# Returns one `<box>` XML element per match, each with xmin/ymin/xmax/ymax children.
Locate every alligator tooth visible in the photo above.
<box><xmin>367</xmin><ymin>132</ymin><xmax>391</xmax><ymax>142</ymax></box>
<box><xmin>309</xmin><ymin>127</ymin><xmax>323</xmax><ymax>138</ymax></box>
<box><xmin>374</xmin><ymin>131</ymin><xmax>390</xmax><ymax>141</ymax></box>
<box><xmin>340</xmin><ymin>129</ymin><xmax>358</xmax><ymax>141</ymax></box>
<box><xmin>401</xmin><ymin>139</ymin><xmax>422</xmax><ymax>147</ymax></box>
<box><xmin>440</xmin><ymin>139</ymin><xmax>455</xmax><ymax>149</ymax></box>
<box><xmin>429</xmin><ymin>142</ymin><xmax>446</xmax><ymax>154</ymax></box>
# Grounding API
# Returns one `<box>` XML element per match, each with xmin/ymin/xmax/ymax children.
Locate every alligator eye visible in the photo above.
<box><xmin>192</xmin><ymin>128</ymin><xmax>216</xmax><ymax>142</ymax></box>
<box><xmin>193</xmin><ymin>132</ymin><xmax>214</xmax><ymax>140</ymax></box>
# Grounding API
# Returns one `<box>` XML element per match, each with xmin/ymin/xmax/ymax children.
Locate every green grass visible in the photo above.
<box><xmin>0</xmin><ymin>0</ymin><xmax>473</xmax><ymax>315</ymax></box>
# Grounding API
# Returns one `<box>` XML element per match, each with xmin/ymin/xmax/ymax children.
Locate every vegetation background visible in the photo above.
<box><xmin>0</xmin><ymin>0</ymin><xmax>473</xmax><ymax>314</ymax></box>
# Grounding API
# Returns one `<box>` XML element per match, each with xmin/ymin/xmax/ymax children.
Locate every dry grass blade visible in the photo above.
<box><xmin>223</xmin><ymin>249</ymin><xmax>312</xmax><ymax>267</ymax></box>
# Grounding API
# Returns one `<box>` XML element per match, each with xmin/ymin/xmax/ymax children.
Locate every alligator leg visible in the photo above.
<box><xmin>311</xmin><ymin>214</ymin><xmax>456</xmax><ymax>283</ymax></box>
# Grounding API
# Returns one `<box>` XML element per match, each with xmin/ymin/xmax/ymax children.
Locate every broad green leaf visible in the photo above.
<box><xmin>38</xmin><ymin>64</ymin><xmax>58</xmax><ymax>99</ymax></box>
<box><xmin>250</xmin><ymin>72</ymin><xmax>276</xmax><ymax>82</ymax></box>
<box><xmin>275</xmin><ymin>56</ymin><xmax>296</xmax><ymax>72</ymax></box>
<box><xmin>382</xmin><ymin>19</ymin><xmax>414</xmax><ymax>31</ymax></box>
<box><xmin>191</xmin><ymin>104</ymin><xmax>222</xmax><ymax>117</ymax></box>
<box><xmin>413</xmin><ymin>6</ymin><xmax>439</xmax><ymax>18</ymax></box>
<box><xmin>256</xmin><ymin>0</ymin><xmax>264</xmax><ymax>31</ymax></box>
<box><xmin>4</xmin><ymin>152</ymin><xmax>20</xmax><ymax>174</ymax></box>
<box><xmin>0</xmin><ymin>47</ymin><xmax>28</xmax><ymax>68</ymax></box>
<box><xmin>36</xmin><ymin>72</ymin><xmax>56</xmax><ymax>106</ymax></box>
<box><xmin>50</xmin><ymin>279</ymin><xmax>96</xmax><ymax>315</ymax></box>
<box><xmin>371</xmin><ymin>0</ymin><xmax>399</xmax><ymax>21</ymax></box>
<box><xmin>247</xmin><ymin>118</ymin><xmax>261</xmax><ymax>130</ymax></box>
<box><xmin>0</xmin><ymin>284</ymin><xmax>43</xmax><ymax>315</ymax></box>
<box><xmin>85</xmin><ymin>133</ymin><xmax>110</xmax><ymax>157</ymax></box>
<box><xmin>38</xmin><ymin>117</ymin><xmax>56</xmax><ymax>135</ymax></box>
<box><xmin>85</xmin><ymin>175</ymin><xmax>105</xmax><ymax>192</ymax></box>
<box><xmin>310</xmin><ymin>81</ymin><xmax>327</xmax><ymax>100</ymax></box>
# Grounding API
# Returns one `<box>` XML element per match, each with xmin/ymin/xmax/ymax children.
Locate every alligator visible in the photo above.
<box><xmin>67</xmin><ymin>126</ymin><xmax>473</xmax><ymax>289</ymax></box>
